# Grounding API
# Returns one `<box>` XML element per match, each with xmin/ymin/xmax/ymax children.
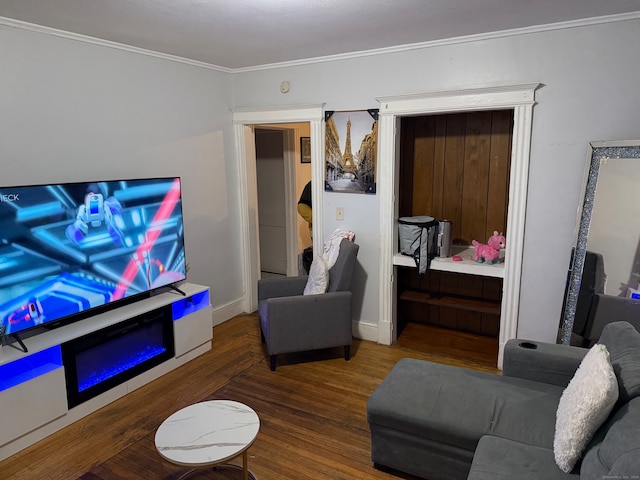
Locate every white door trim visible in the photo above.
<box><xmin>233</xmin><ymin>104</ymin><xmax>324</xmax><ymax>313</ymax></box>
<box><xmin>376</xmin><ymin>84</ymin><xmax>539</xmax><ymax>368</ymax></box>
<box><xmin>281</xmin><ymin>128</ymin><xmax>298</xmax><ymax>277</ymax></box>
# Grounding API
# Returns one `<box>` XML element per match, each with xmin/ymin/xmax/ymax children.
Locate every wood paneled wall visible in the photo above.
<box><xmin>399</xmin><ymin>110</ymin><xmax>513</xmax><ymax>243</ymax></box>
<box><xmin>397</xmin><ymin>110</ymin><xmax>513</xmax><ymax>337</ymax></box>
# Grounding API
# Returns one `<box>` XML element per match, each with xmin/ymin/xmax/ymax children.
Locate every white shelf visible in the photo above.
<box><xmin>393</xmin><ymin>246</ymin><xmax>505</xmax><ymax>278</ymax></box>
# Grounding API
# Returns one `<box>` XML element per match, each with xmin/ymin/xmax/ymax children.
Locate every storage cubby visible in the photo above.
<box><xmin>396</xmin><ymin>110</ymin><xmax>513</xmax><ymax>336</ymax></box>
<box><xmin>0</xmin><ymin>283</ymin><xmax>212</xmax><ymax>461</ymax></box>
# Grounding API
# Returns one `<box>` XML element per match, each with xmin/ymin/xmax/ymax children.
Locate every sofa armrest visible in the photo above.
<box><xmin>258</xmin><ymin>276</ymin><xmax>308</xmax><ymax>301</ymax></box>
<box><xmin>502</xmin><ymin>339</ymin><xmax>587</xmax><ymax>388</ymax></box>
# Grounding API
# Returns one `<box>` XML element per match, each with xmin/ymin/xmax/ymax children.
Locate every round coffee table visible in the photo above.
<box><xmin>155</xmin><ymin>400</ymin><xmax>260</xmax><ymax>480</ymax></box>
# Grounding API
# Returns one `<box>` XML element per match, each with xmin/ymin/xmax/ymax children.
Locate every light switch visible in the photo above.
<box><xmin>336</xmin><ymin>207</ymin><xmax>344</xmax><ymax>220</ymax></box>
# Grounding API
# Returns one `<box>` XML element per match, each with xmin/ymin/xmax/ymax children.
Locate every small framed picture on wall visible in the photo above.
<box><xmin>300</xmin><ymin>137</ymin><xmax>311</xmax><ymax>163</ymax></box>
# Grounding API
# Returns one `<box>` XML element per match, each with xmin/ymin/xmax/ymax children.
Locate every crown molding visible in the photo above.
<box><xmin>232</xmin><ymin>12</ymin><xmax>640</xmax><ymax>72</ymax></box>
<box><xmin>1</xmin><ymin>11</ymin><xmax>638</xmax><ymax>73</ymax></box>
<box><xmin>0</xmin><ymin>16</ymin><xmax>233</xmax><ymax>73</ymax></box>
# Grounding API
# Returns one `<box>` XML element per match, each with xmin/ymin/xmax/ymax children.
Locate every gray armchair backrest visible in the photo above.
<box><xmin>586</xmin><ymin>294</ymin><xmax>640</xmax><ymax>343</ymax></box>
<box><xmin>562</xmin><ymin>250</ymin><xmax>605</xmax><ymax>336</ymax></box>
<box><xmin>327</xmin><ymin>239</ymin><xmax>359</xmax><ymax>293</ymax></box>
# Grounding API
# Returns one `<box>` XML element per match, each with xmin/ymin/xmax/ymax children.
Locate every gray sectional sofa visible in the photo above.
<box><xmin>367</xmin><ymin>321</ymin><xmax>640</xmax><ymax>480</ymax></box>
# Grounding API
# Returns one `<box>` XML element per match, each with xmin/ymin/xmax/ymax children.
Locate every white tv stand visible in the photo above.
<box><xmin>0</xmin><ymin>282</ymin><xmax>212</xmax><ymax>461</ymax></box>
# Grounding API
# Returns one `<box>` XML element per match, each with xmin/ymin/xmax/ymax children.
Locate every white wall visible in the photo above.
<box><xmin>232</xmin><ymin>18</ymin><xmax>640</xmax><ymax>342</ymax></box>
<box><xmin>4</xmin><ymin>18</ymin><xmax>639</xmax><ymax>343</ymax></box>
<box><xmin>0</xmin><ymin>25</ymin><xmax>244</xmax><ymax>313</ymax></box>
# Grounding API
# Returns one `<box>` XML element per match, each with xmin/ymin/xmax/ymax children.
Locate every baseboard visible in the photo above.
<box><xmin>353</xmin><ymin>320</ymin><xmax>379</xmax><ymax>343</ymax></box>
<box><xmin>212</xmin><ymin>299</ymin><xmax>246</xmax><ymax>327</ymax></box>
<box><xmin>211</xmin><ymin>306</ymin><xmax>381</xmax><ymax>344</ymax></box>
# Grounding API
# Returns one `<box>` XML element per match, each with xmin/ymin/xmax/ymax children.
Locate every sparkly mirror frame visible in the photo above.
<box><xmin>560</xmin><ymin>140</ymin><xmax>640</xmax><ymax>345</ymax></box>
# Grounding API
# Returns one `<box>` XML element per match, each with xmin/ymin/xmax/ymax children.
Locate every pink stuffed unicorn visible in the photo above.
<box><xmin>472</xmin><ymin>231</ymin><xmax>506</xmax><ymax>265</ymax></box>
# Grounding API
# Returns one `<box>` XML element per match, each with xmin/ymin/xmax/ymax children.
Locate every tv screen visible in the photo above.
<box><xmin>0</xmin><ymin>177</ymin><xmax>187</xmax><ymax>339</ymax></box>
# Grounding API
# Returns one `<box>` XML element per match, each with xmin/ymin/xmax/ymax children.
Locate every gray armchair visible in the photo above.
<box><xmin>559</xmin><ymin>249</ymin><xmax>640</xmax><ymax>346</ymax></box>
<box><xmin>559</xmin><ymin>250</ymin><xmax>605</xmax><ymax>346</ymax></box>
<box><xmin>257</xmin><ymin>238</ymin><xmax>359</xmax><ymax>371</ymax></box>
<box><xmin>582</xmin><ymin>294</ymin><xmax>640</xmax><ymax>344</ymax></box>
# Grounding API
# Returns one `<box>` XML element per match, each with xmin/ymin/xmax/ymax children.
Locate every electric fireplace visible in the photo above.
<box><xmin>62</xmin><ymin>305</ymin><xmax>174</xmax><ymax>408</ymax></box>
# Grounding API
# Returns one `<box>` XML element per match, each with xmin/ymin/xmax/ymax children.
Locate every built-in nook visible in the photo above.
<box><xmin>377</xmin><ymin>84</ymin><xmax>538</xmax><ymax>368</ymax></box>
<box><xmin>396</xmin><ymin>110</ymin><xmax>513</xmax><ymax>340</ymax></box>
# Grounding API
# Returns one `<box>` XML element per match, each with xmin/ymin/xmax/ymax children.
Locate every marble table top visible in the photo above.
<box><xmin>155</xmin><ymin>400</ymin><xmax>260</xmax><ymax>467</ymax></box>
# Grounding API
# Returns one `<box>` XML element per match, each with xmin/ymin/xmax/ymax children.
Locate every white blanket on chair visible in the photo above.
<box><xmin>323</xmin><ymin>229</ymin><xmax>355</xmax><ymax>269</ymax></box>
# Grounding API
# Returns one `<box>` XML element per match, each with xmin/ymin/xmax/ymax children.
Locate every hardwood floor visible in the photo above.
<box><xmin>1</xmin><ymin>314</ymin><xmax>499</xmax><ymax>480</ymax></box>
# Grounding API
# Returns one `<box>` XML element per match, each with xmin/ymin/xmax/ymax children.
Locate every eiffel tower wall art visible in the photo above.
<box><xmin>325</xmin><ymin>109</ymin><xmax>378</xmax><ymax>194</ymax></box>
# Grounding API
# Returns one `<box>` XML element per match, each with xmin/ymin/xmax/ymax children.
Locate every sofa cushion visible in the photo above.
<box><xmin>598</xmin><ymin>321</ymin><xmax>640</xmax><ymax>405</ymax></box>
<box><xmin>468</xmin><ymin>435</ymin><xmax>578</xmax><ymax>480</ymax></box>
<box><xmin>367</xmin><ymin>358</ymin><xmax>563</xmax><ymax>452</ymax></box>
<box><xmin>580</xmin><ymin>397</ymin><xmax>640</xmax><ymax>480</ymax></box>
<box><xmin>553</xmin><ymin>344</ymin><xmax>618</xmax><ymax>473</ymax></box>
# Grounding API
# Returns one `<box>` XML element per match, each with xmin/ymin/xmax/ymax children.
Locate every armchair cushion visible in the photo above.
<box><xmin>553</xmin><ymin>344</ymin><xmax>618</xmax><ymax>473</ymax></box>
<box><xmin>258</xmin><ymin>276</ymin><xmax>307</xmax><ymax>301</ymax></box>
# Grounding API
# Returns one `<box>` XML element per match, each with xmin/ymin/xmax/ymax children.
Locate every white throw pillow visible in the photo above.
<box><xmin>554</xmin><ymin>344</ymin><xmax>619</xmax><ymax>473</ymax></box>
<box><xmin>303</xmin><ymin>256</ymin><xmax>329</xmax><ymax>295</ymax></box>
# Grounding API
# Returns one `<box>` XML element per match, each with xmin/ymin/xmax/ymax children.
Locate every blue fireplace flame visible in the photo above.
<box><xmin>77</xmin><ymin>345</ymin><xmax>167</xmax><ymax>392</ymax></box>
<box><xmin>73</xmin><ymin>318</ymin><xmax>170</xmax><ymax>396</ymax></box>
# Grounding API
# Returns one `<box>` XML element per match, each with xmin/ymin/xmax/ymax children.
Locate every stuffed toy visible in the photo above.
<box><xmin>472</xmin><ymin>231</ymin><xmax>506</xmax><ymax>265</ymax></box>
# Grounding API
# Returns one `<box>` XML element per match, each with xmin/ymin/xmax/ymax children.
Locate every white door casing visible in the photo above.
<box><xmin>233</xmin><ymin>104</ymin><xmax>324</xmax><ymax>313</ymax></box>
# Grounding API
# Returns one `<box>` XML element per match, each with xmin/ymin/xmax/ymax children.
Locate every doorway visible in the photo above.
<box><xmin>255</xmin><ymin>128</ymin><xmax>288</xmax><ymax>278</ymax></box>
<box><xmin>232</xmin><ymin>105</ymin><xmax>323</xmax><ymax>314</ymax></box>
<box><xmin>255</xmin><ymin>126</ymin><xmax>312</xmax><ymax>279</ymax></box>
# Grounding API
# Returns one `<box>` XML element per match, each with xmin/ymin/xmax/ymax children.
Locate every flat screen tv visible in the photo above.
<box><xmin>0</xmin><ymin>177</ymin><xmax>187</xmax><ymax>347</ymax></box>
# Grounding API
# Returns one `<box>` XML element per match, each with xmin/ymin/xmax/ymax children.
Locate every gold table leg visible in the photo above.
<box><xmin>243</xmin><ymin>450</ymin><xmax>248</xmax><ymax>480</ymax></box>
<box><xmin>164</xmin><ymin>450</ymin><xmax>257</xmax><ymax>480</ymax></box>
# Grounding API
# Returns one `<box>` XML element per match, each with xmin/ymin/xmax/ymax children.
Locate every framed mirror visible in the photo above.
<box><xmin>560</xmin><ymin>140</ymin><xmax>640</xmax><ymax>345</ymax></box>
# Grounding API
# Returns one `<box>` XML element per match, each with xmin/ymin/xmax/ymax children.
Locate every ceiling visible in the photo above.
<box><xmin>1</xmin><ymin>0</ymin><xmax>639</xmax><ymax>70</ymax></box>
